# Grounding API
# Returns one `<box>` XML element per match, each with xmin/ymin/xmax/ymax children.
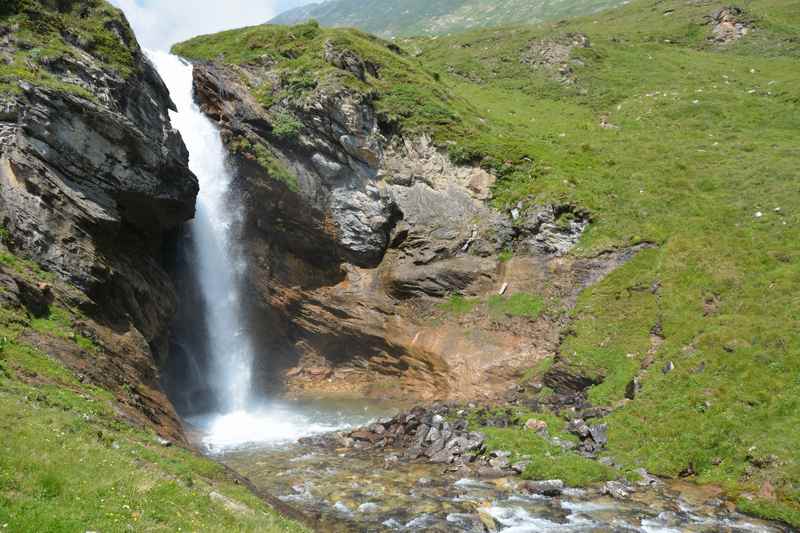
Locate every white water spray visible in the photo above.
<box><xmin>149</xmin><ymin>51</ymin><xmax>253</xmax><ymax>414</ymax></box>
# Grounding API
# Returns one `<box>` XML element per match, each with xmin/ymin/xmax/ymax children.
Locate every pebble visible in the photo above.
<box><xmin>358</xmin><ymin>502</ymin><xmax>379</xmax><ymax>513</ymax></box>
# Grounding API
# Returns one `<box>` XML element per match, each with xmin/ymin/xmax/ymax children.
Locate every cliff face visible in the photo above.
<box><xmin>177</xmin><ymin>27</ymin><xmax>631</xmax><ymax>401</ymax></box>
<box><xmin>0</xmin><ymin>1</ymin><xmax>198</xmax><ymax>439</ymax></box>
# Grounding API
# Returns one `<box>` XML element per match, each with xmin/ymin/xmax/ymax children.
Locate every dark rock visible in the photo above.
<box><xmin>544</xmin><ymin>362</ymin><xmax>604</xmax><ymax>395</ymax></box>
<box><xmin>350</xmin><ymin>430</ymin><xmax>382</xmax><ymax>444</ymax></box>
<box><xmin>521</xmin><ymin>479</ymin><xmax>564</xmax><ymax>496</ymax></box>
<box><xmin>602</xmin><ymin>480</ymin><xmax>630</xmax><ymax>499</ymax></box>
<box><xmin>567</xmin><ymin>418</ymin><xmax>591</xmax><ymax>438</ymax></box>
<box><xmin>589</xmin><ymin>424</ymin><xmax>609</xmax><ymax>447</ymax></box>
<box><xmin>625</xmin><ymin>376</ymin><xmax>641</xmax><ymax>400</ymax></box>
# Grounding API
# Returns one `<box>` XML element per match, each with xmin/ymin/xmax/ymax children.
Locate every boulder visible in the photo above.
<box><xmin>521</xmin><ymin>479</ymin><xmax>564</xmax><ymax>496</ymax></box>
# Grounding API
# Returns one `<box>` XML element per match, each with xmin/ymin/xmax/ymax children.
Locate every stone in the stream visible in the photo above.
<box><xmin>426</xmin><ymin>427</ymin><xmax>442</xmax><ymax>443</ymax></box>
<box><xmin>521</xmin><ymin>479</ymin><xmax>564</xmax><ymax>496</ymax></box>
<box><xmin>333</xmin><ymin>501</ymin><xmax>354</xmax><ymax>516</ymax></box>
<box><xmin>603</xmin><ymin>480</ymin><xmax>630</xmax><ymax>500</ymax></box>
<box><xmin>384</xmin><ymin>454</ymin><xmax>400</xmax><ymax>468</ymax></box>
<box><xmin>429</xmin><ymin>448</ymin><xmax>456</xmax><ymax>464</ymax></box>
<box><xmin>478</xmin><ymin>508</ymin><xmax>498</xmax><ymax>532</ymax></box>
<box><xmin>350</xmin><ymin>430</ymin><xmax>381</xmax><ymax>444</ymax></box>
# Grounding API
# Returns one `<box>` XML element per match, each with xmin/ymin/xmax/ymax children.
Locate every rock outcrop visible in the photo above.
<box><xmin>0</xmin><ymin>2</ymin><xmax>197</xmax><ymax>438</ymax></box>
<box><xmin>183</xmin><ymin>49</ymin><xmax>646</xmax><ymax>402</ymax></box>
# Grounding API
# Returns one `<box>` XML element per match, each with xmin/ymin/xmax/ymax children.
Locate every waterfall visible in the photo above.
<box><xmin>149</xmin><ymin>51</ymin><xmax>253</xmax><ymax>414</ymax></box>
<box><xmin>147</xmin><ymin>50</ymin><xmax>394</xmax><ymax>453</ymax></box>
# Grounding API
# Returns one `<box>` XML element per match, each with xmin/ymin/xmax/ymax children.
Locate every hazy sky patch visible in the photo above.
<box><xmin>109</xmin><ymin>0</ymin><xmax>314</xmax><ymax>51</ymax></box>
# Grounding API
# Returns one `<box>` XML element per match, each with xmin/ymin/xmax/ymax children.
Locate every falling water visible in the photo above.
<box><xmin>150</xmin><ymin>51</ymin><xmax>253</xmax><ymax>414</ymax></box>
<box><xmin>149</xmin><ymin>51</ymin><xmax>393</xmax><ymax>452</ymax></box>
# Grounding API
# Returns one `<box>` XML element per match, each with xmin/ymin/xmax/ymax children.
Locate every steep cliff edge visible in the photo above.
<box><xmin>0</xmin><ymin>0</ymin><xmax>197</xmax><ymax>438</ymax></box>
<box><xmin>173</xmin><ymin>23</ymin><xmax>632</xmax><ymax>401</ymax></box>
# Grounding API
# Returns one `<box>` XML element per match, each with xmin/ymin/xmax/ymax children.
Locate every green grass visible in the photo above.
<box><xmin>1</xmin><ymin>0</ymin><xmax>138</xmax><ymax>97</ymax></box>
<box><xmin>269</xmin><ymin>0</ymin><xmax>629</xmax><ymax>38</ymax></box>
<box><xmin>467</xmin><ymin>407</ymin><xmax>615</xmax><ymax>486</ymax></box>
<box><xmin>439</xmin><ymin>294</ymin><xmax>479</xmax><ymax>315</ymax></box>
<box><xmin>488</xmin><ymin>293</ymin><xmax>545</xmax><ymax>318</ymax></box>
<box><xmin>0</xmin><ymin>253</ymin><xmax>309</xmax><ymax>532</ymax></box>
<box><xmin>403</xmin><ymin>0</ymin><xmax>800</xmax><ymax>524</ymax></box>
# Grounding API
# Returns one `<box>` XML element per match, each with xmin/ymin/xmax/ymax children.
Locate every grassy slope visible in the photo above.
<box><xmin>0</xmin><ymin>0</ymin><xmax>139</xmax><ymax>96</ymax></box>
<box><xmin>0</xmin><ymin>251</ymin><xmax>308</xmax><ymax>532</ymax></box>
<box><xmin>269</xmin><ymin>0</ymin><xmax>627</xmax><ymax>38</ymax></box>
<box><xmin>176</xmin><ymin>0</ymin><xmax>800</xmax><ymax>525</ymax></box>
<box><xmin>408</xmin><ymin>0</ymin><xmax>800</xmax><ymax>525</ymax></box>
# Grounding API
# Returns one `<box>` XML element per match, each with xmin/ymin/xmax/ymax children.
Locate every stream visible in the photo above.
<box><xmin>198</xmin><ymin>419</ymin><xmax>785</xmax><ymax>532</ymax></box>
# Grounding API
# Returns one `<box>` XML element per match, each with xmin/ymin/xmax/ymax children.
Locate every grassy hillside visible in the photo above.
<box><xmin>416</xmin><ymin>0</ymin><xmax>800</xmax><ymax>525</ymax></box>
<box><xmin>0</xmin><ymin>247</ymin><xmax>309</xmax><ymax>531</ymax></box>
<box><xmin>177</xmin><ymin>0</ymin><xmax>800</xmax><ymax>525</ymax></box>
<box><xmin>0</xmin><ymin>0</ymin><xmax>139</xmax><ymax>96</ymax></box>
<box><xmin>269</xmin><ymin>0</ymin><xmax>628</xmax><ymax>38</ymax></box>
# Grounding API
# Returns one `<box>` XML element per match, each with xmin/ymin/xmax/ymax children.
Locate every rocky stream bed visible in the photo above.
<box><xmin>200</xmin><ymin>404</ymin><xmax>788</xmax><ymax>532</ymax></box>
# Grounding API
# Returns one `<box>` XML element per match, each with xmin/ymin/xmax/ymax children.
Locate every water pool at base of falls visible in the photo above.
<box><xmin>186</xmin><ymin>397</ymin><xmax>401</xmax><ymax>453</ymax></box>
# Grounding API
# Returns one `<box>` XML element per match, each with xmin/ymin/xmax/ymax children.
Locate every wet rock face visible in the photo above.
<box><xmin>0</xmin><ymin>19</ymin><xmax>197</xmax><ymax>345</ymax></box>
<box><xmin>0</xmin><ymin>5</ymin><xmax>197</xmax><ymax>437</ymax></box>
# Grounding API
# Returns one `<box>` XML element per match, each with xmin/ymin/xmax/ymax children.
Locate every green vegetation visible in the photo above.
<box><xmin>488</xmin><ymin>293</ymin><xmax>545</xmax><ymax>318</ymax></box>
<box><xmin>0</xmin><ymin>253</ymin><xmax>309</xmax><ymax>532</ymax></box>
<box><xmin>172</xmin><ymin>22</ymin><xmax>463</xmax><ymax>137</ymax></box>
<box><xmin>438</xmin><ymin>294</ymin><xmax>479</xmax><ymax>315</ymax></box>
<box><xmin>465</xmin><ymin>407</ymin><xmax>615</xmax><ymax>486</ymax></box>
<box><xmin>270</xmin><ymin>110</ymin><xmax>304</xmax><ymax>140</ymax></box>
<box><xmin>1</xmin><ymin>0</ymin><xmax>139</xmax><ymax>97</ymax></box>
<box><xmin>231</xmin><ymin>136</ymin><xmax>300</xmax><ymax>191</ymax></box>
<box><xmin>269</xmin><ymin>0</ymin><xmax>629</xmax><ymax>38</ymax></box>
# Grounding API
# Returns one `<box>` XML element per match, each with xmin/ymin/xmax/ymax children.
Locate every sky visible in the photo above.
<box><xmin>109</xmin><ymin>0</ymin><xmax>316</xmax><ymax>51</ymax></box>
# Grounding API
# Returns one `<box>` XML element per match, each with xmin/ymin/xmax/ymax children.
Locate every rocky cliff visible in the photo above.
<box><xmin>0</xmin><ymin>1</ymin><xmax>197</xmax><ymax>439</ymax></box>
<box><xmin>173</xmin><ymin>24</ymin><xmax>638</xmax><ymax>401</ymax></box>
